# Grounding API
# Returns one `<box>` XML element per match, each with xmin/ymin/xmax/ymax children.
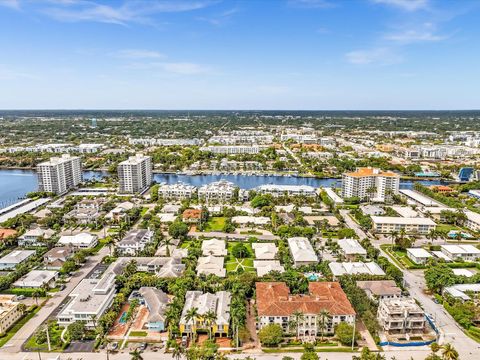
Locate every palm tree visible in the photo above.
<box><xmin>441</xmin><ymin>343</ymin><xmax>459</xmax><ymax>360</ymax></box>
<box><xmin>129</xmin><ymin>349</ymin><xmax>143</xmax><ymax>360</ymax></box>
<box><xmin>17</xmin><ymin>303</ymin><xmax>27</xmax><ymax>314</ymax></box>
<box><xmin>172</xmin><ymin>343</ymin><xmax>185</xmax><ymax>360</ymax></box>
<box><xmin>291</xmin><ymin>310</ymin><xmax>305</xmax><ymax>340</ymax></box>
<box><xmin>316</xmin><ymin>309</ymin><xmax>330</xmax><ymax>342</ymax></box>
<box><xmin>185</xmin><ymin>307</ymin><xmax>199</xmax><ymax>343</ymax></box>
<box><xmin>389</xmin><ymin>230</ymin><xmax>398</xmax><ymax>247</ymax></box>
<box><xmin>203</xmin><ymin>310</ymin><xmax>217</xmax><ymax>340</ymax></box>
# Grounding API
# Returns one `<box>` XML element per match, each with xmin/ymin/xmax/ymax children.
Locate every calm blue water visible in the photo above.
<box><xmin>0</xmin><ymin>169</ymin><xmax>448</xmax><ymax>209</ymax></box>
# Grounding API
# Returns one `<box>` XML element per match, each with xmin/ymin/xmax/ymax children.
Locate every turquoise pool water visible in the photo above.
<box><xmin>119</xmin><ymin>311</ymin><xmax>128</xmax><ymax>324</ymax></box>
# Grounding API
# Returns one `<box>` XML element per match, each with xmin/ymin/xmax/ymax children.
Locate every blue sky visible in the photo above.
<box><xmin>0</xmin><ymin>0</ymin><xmax>479</xmax><ymax>110</ymax></box>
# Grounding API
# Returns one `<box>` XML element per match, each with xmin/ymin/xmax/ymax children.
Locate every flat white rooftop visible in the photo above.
<box><xmin>399</xmin><ymin>189</ymin><xmax>443</xmax><ymax>207</ymax></box>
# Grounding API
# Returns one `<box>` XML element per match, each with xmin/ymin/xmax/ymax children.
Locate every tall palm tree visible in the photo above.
<box><xmin>316</xmin><ymin>309</ymin><xmax>331</xmax><ymax>342</ymax></box>
<box><xmin>203</xmin><ymin>310</ymin><xmax>217</xmax><ymax>340</ymax></box>
<box><xmin>129</xmin><ymin>349</ymin><xmax>143</xmax><ymax>360</ymax></box>
<box><xmin>389</xmin><ymin>230</ymin><xmax>398</xmax><ymax>247</ymax></box>
<box><xmin>291</xmin><ymin>310</ymin><xmax>305</xmax><ymax>340</ymax></box>
<box><xmin>185</xmin><ymin>307</ymin><xmax>199</xmax><ymax>343</ymax></box>
<box><xmin>441</xmin><ymin>343</ymin><xmax>459</xmax><ymax>360</ymax></box>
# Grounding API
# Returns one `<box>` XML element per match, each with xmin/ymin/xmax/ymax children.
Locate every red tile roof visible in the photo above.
<box><xmin>182</xmin><ymin>209</ymin><xmax>202</xmax><ymax>219</ymax></box>
<box><xmin>0</xmin><ymin>228</ymin><xmax>18</xmax><ymax>240</ymax></box>
<box><xmin>256</xmin><ymin>282</ymin><xmax>355</xmax><ymax>317</ymax></box>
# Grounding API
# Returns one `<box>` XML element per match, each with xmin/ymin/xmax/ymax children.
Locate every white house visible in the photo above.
<box><xmin>252</xmin><ymin>243</ymin><xmax>278</xmax><ymax>260</ymax></box>
<box><xmin>117</xmin><ymin>229</ymin><xmax>154</xmax><ymax>256</ymax></box>
<box><xmin>440</xmin><ymin>244</ymin><xmax>480</xmax><ymax>262</ymax></box>
<box><xmin>337</xmin><ymin>239</ymin><xmax>367</xmax><ymax>260</ymax></box>
<box><xmin>196</xmin><ymin>256</ymin><xmax>226</xmax><ymax>277</ymax></box>
<box><xmin>201</xmin><ymin>239</ymin><xmax>227</xmax><ymax>257</ymax></box>
<box><xmin>18</xmin><ymin>228</ymin><xmax>55</xmax><ymax>247</ymax></box>
<box><xmin>407</xmin><ymin>248</ymin><xmax>432</xmax><ymax>265</ymax></box>
<box><xmin>58</xmin><ymin>233</ymin><xmax>98</xmax><ymax>249</ymax></box>
<box><xmin>0</xmin><ymin>250</ymin><xmax>36</xmax><ymax>270</ymax></box>
<box><xmin>287</xmin><ymin>237</ymin><xmax>318</xmax><ymax>267</ymax></box>
<box><xmin>329</xmin><ymin>262</ymin><xmax>385</xmax><ymax>280</ymax></box>
<box><xmin>13</xmin><ymin>270</ymin><xmax>58</xmax><ymax>288</ymax></box>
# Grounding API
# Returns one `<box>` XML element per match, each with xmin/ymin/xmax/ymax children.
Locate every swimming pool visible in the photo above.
<box><xmin>119</xmin><ymin>311</ymin><xmax>128</xmax><ymax>324</ymax></box>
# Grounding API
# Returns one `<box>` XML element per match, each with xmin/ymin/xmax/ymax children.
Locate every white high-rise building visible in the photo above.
<box><xmin>341</xmin><ymin>167</ymin><xmax>399</xmax><ymax>202</ymax></box>
<box><xmin>37</xmin><ymin>154</ymin><xmax>82</xmax><ymax>195</ymax></box>
<box><xmin>118</xmin><ymin>154</ymin><xmax>152</xmax><ymax>194</ymax></box>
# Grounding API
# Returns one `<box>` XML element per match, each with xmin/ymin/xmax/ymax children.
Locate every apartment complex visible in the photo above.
<box><xmin>0</xmin><ymin>295</ymin><xmax>23</xmax><ymax>336</ymax></box>
<box><xmin>37</xmin><ymin>154</ymin><xmax>82</xmax><ymax>195</ymax></box>
<box><xmin>377</xmin><ymin>298</ymin><xmax>426</xmax><ymax>335</ymax></box>
<box><xmin>158</xmin><ymin>182</ymin><xmax>197</xmax><ymax>200</ymax></box>
<box><xmin>256</xmin><ymin>282</ymin><xmax>355</xmax><ymax>336</ymax></box>
<box><xmin>198</xmin><ymin>180</ymin><xmax>236</xmax><ymax>203</ymax></box>
<box><xmin>371</xmin><ymin>216</ymin><xmax>436</xmax><ymax>234</ymax></box>
<box><xmin>57</xmin><ymin>263</ymin><xmax>117</xmax><ymax>328</ymax></box>
<box><xmin>118</xmin><ymin>154</ymin><xmax>152</xmax><ymax>194</ymax></box>
<box><xmin>341</xmin><ymin>167</ymin><xmax>399</xmax><ymax>202</ymax></box>
<box><xmin>200</xmin><ymin>145</ymin><xmax>261</xmax><ymax>154</ymax></box>
<box><xmin>255</xmin><ymin>184</ymin><xmax>317</xmax><ymax>197</ymax></box>
<box><xmin>179</xmin><ymin>291</ymin><xmax>231</xmax><ymax>336</ymax></box>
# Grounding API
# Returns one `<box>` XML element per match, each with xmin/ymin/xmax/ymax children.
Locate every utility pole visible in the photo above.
<box><xmin>46</xmin><ymin>323</ymin><xmax>52</xmax><ymax>352</ymax></box>
<box><xmin>351</xmin><ymin>319</ymin><xmax>356</xmax><ymax>351</ymax></box>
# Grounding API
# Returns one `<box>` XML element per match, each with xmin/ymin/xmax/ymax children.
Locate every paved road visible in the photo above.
<box><xmin>1</xmin><ymin>246</ymin><xmax>110</xmax><ymax>353</ymax></box>
<box><xmin>370</xmin><ymin>242</ymin><xmax>480</xmax><ymax>359</ymax></box>
<box><xmin>339</xmin><ymin>209</ymin><xmax>368</xmax><ymax>240</ymax></box>
<box><xmin>404</xmin><ymin>270</ymin><xmax>480</xmax><ymax>359</ymax></box>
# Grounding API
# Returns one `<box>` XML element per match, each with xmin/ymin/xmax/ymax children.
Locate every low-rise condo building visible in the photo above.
<box><xmin>256</xmin><ymin>282</ymin><xmax>355</xmax><ymax>336</ymax></box>
<box><xmin>377</xmin><ymin>298</ymin><xmax>426</xmax><ymax>335</ymax></box>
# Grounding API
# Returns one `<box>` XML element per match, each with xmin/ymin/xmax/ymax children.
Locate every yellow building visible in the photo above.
<box><xmin>0</xmin><ymin>295</ymin><xmax>23</xmax><ymax>336</ymax></box>
<box><xmin>179</xmin><ymin>291</ymin><xmax>231</xmax><ymax>337</ymax></box>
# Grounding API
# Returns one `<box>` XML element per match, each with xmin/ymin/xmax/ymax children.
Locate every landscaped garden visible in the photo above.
<box><xmin>225</xmin><ymin>242</ymin><xmax>255</xmax><ymax>273</ymax></box>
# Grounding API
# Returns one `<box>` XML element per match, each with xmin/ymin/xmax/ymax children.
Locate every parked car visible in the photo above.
<box><xmin>111</xmin><ymin>342</ymin><xmax>118</xmax><ymax>351</ymax></box>
<box><xmin>139</xmin><ymin>343</ymin><xmax>147</xmax><ymax>351</ymax></box>
<box><xmin>181</xmin><ymin>336</ymin><xmax>188</xmax><ymax>347</ymax></box>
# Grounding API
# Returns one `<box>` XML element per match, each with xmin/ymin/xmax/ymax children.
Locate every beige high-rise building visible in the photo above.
<box><xmin>37</xmin><ymin>154</ymin><xmax>82</xmax><ymax>195</ymax></box>
<box><xmin>117</xmin><ymin>154</ymin><xmax>152</xmax><ymax>194</ymax></box>
<box><xmin>342</xmin><ymin>167</ymin><xmax>399</xmax><ymax>202</ymax></box>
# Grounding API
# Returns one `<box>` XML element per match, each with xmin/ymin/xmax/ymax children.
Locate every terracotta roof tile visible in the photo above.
<box><xmin>256</xmin><ymin>282</ymin><xmax>355</xmax><ymax>317</ymax></box>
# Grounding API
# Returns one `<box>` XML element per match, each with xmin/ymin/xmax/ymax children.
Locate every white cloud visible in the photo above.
<box><xmin>115</xmin><ymin>49</ymin><xmax>165</xmax><ymax>59</ymax></box>
<box><xmin>384</xmin><ymin>29</ymin><xmax>447</xmax><ymax>43</ymax></box>
<box><xmin>345</xmin><ymin>47</ymin><xmax>402</xmax><ymax>65</ymax></box>
<box><xmin>197</xmin><ymin>7</ymin><xmax>239</xmax><ymax>26</ymax></box>
<box><xmin>0</xmin><ymin>0</ymin><xmax>20</xmax><ymax>10</ymax></box>
<box><xmin>372</xmin><ymin>0</ymin><xmax>429</xmax><ymax>12</ymax></box>
<box><xmin>41</xmin><ymin>0</ymin><xmax>216</xmax><ymax>25</ymax></box>
<box><xmin>287</xmin><ymin>0</ymin><xmax>335</xmax><ymax>9</ymax></box>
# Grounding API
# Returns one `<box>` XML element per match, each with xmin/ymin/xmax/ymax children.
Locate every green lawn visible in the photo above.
<box><xmin>225</xmin><ymin>242</ymin><xmax>255</xmax><ymax>273</ymax></box>
<box><xmin>204</xmin><ymin>217</ymin><xmax>226</xmax><ymax>232</ymax></box>
<box><xmin>436</xmin><ymin>224</ymin><xmax>462</xmax><ymax>232</ymax></box>
<box><xmin>130</xmin><ymin>331</ymin><xmax>148</xmax><ymax>337</ymax></box>
<box><xmin>380</xmin><ymin>244</ymin><xmax>418</xmax><ymax>269</ymax></box>
<box><xmin>0</xmin><ymin>306</ymin><xmax>41</xmax><ymax>348</ymax></box>
<box><xmin>24</xmin><ymin>322</ymin><xmax>66</xmax><ymax>352</ymax></box>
